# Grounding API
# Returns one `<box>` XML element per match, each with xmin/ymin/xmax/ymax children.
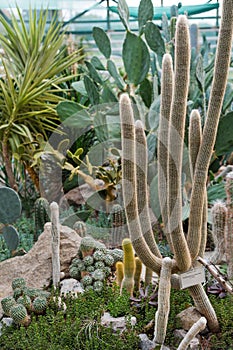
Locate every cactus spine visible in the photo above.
<box><xmin>120</xmin><ymin>0</ymin><xmax>233</xmax><ymax>333</ymax></box>
<box><xmin>120</xmin><ymin>238</ymin><xmax>136</xmax><ymax>296</ymax></box>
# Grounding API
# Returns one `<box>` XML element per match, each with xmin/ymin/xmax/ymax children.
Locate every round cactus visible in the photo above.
<box><xmin>69</xmin><ymin>266</ymin><xmax>81</xmax><ymax>280</ymax></box>
<box><xmin>104</xmin><ymin>254</ymin><xmax>115</xmax><ymax>267</ymax></box>
<box><xmin>95</xmin><ymin>241</ymin><xmax>107</xmax><ymax>253</ymax></box>
<box><xmin>103</xmin><ymin>266</ymin><xmax>112</xmax><ymax>277</ymax></box>
<box><xmin>23</xmin><ymin>287</ymin><xmax>41</xmax><ymax>300</ymax></box>
<box><xmin>17</xmin><ymin>295</ymin><xmax>32</xmax><ymax>310</ymax></box>
<box><xmin>1</xmin><ymin>296</ymin><xmax>16</xmax><ymax>316</ymax></box>
<box><xmin>73</xmin><ymin>221</ymin><xmax>87</xmax><ymax>238</ymax></box>
<box><xmin>85</xmin><ymin>285</ymin><xmax>94</xmax><ymax>292</ymax></box>
<box><xmin>13</xmin><ymin>287</ymin><xmax>23</xmax><ymax>300</ymax></box>
<box><xmin>86</xmin><ymin>265</ymin><xmax>95</xmax><ymax>273</ymax></box>
<box><xmin>107</xmin><ymin>249</ymin><xmax>124</xmax><ymax>264</ymax></box>
<box><xmin>94</xmin><ymin>261</ymin><xmax>105</xmax><ymax>270</ymax></box>
<box><xmin>80</xmin><ymin>237</ymin><xmax>96</xmax><ymax>257</ymax></box>
<box><xmin>93</xmin><ymin>250</ymin><xmax>105</xmax><ymax>262</ymax></box>
<box><xmin>32</xmin><ymin>297</ymin><xmax>47</xmax><ymax>314</ymax></box>
<box><xmin>83</xmin><ymin>255</ymin><xmax>94</xmax><ymax>267</ymax></box>
<box><xmin>92</xmin><ymin>269</ymin><xmax>105</xmax><ymax>281</ymax></box>
<box><xmin>71</xmin><ymin>257</ymin><xmax>82</xmax><ymax>267</ymax></box>
<box><xmin>39</xmin><ymin>290</ymin><xmax>51</xmax><ymax>300</ymax></box>
<box><xmin>10</xmin><ymin>304</ymin><xmax>31</xmax><ymax>326</ymax></box>
<box><xmin>93</xmin><ymin>280</ymin><xmax>104</xmax><ymax>293</ymax></box>
<box><xmin>12</xmin><ymin>277</ymin><xmax>26</xmax><ymax>291</ymax></box>
<box><xmin>82</xmin><ymin>275</ymin><xmax>93</xmax><ymax>287</ymax></box>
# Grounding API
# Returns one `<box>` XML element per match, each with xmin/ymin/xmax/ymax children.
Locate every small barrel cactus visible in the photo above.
<box><xmin>10</xmin><ymin>304</ymin><xmax>31</xmax><ymax>326</ymax></box>
<box><xmin>1</xmin><ymin>296</ymin><xmax>16</xmax><ymax>316</ymax></box>
<box><xmin>13</xmin><ymin>287</ymin><xmax>23</xmax><ymax>300</ymax></box>
<box><xmin>92</xmin><ymin>269</ymin><xmax>105</xmax><ymax>281</ymax></box>
<box><xmin>73</xmin><ymin>221</ymin><xmax>87</xmax><ymax>238</ymax></box>
<box><xmin>69</xmin><ymin>266</ymin><xmax>81</xmax><ymax>280</ymax></box>
<box><xmin>83</xmin><ymin>255</ymin><xmax>94</xmax><ymax>267</ymax></box>
<box><xmin>12</xmin><ymin>277</ymin><xmax>26</xmax><ymax>291</ymax></box>
<box><xmin>93</xmin><ymin>250</ymin><xmax>105</xmax><ymax>262</ymax></box>
<box><xmin>106</xmin><ymin>248</ymin><xmax>124</xmax><ymax>264</ymax></box>
<box><xmin>104</xmin><ymin>254</ymin><xmax>115</xmax><ymax>267</ymax></box>
<box><xmin>82</xmin><ymin>275</ymin><xmax>93</xmax><ymax>287</ymax></box>
<box><xmin>80</xmin><ymin>237</ymin><xmax>96</xmax><ymax>257</ymax></box>
<box><xmin>17</xmin><ymin>295</ymin><xmax>32</xmax><ymax>311</ymax></box>
<box><xmin>32</xmin><ymin>297</ymin><xmax>48</xmax><ymax>314</ymax></box>
<box><xmin>93</xmin><ymin>280</ymin><xmax>104</xmax><ymax>293</ymax></box>
<box><xmin>71</xmin><ymin>257</ymin><xmax>82</xmax><ymax>267</ymax></box>
<box><xmin>86</xmin><ymin>265</ymin><xmax>95</xmax><ymax>273</ymax></box>
<box><xmin>94</xmin><ymin>261</ymin><xmax>105</xmax><ymax>270</ymax></box>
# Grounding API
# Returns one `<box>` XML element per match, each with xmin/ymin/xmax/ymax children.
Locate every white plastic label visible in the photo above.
<box><xmin>179</xmin><ymin>267</ymin><xmax>205</xmax><ymax>289</ymax></box>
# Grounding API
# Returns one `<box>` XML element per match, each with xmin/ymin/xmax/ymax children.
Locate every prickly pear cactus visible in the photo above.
<box><xmin>0</xmin><ymin>187</ymin><xmax>21</xmax><ymax>252</ymax></box>
<box><xmin>34</xmin><ymin>197</ymin><xmax>50</xmax><ymax>242</ymax></box>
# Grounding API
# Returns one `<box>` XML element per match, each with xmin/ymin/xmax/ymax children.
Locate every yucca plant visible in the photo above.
<box><xmin>0</xmin><ymin>8</ymin><xmax>83</xmax><ymax>190</ymax></box>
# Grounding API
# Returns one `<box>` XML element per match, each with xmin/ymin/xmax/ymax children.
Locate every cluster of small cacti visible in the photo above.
<box><xmin>1</xmin><ymin>277</ymin><xmax>50</xmax><ymax>327</ymax></box>
<box><xmin>69</xmin><ymin>236</ymin><xmax>123</xmax><ymax>292</ymax></box>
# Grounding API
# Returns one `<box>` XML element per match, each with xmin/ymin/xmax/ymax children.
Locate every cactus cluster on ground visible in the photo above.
<box><xmin>69</xmin><ymin>236</ymin><xmax>123</xmax><ymax>292</ymax></box>
<box><xmin>1</xmin><ymin>277</ymin><xmax>50</xmax><ymax>326</ymax></box>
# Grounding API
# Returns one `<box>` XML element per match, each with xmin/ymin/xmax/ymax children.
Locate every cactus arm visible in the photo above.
<box><xmin>188</xmin><ymin>284</ymin><xmax>219</xmax><ymax>332</ymax></box>
<box><xmin>120</xmin><ymin>93</ymin><xmax>165</xmax><ymax>275</ymax></box>
<box><xmin>167</xmin><ymin>15</ymin><xmax>191</xmax><ymax>272</ymax></box>
<box><xmin>226</xmin><ymin>171</ymin><xmax>233</xmax><ymax>279</ymax></box>
<box><xmin>135</xmin><ymin>120</ymin><xmax>162</xmax><ymax>258</ymax></box>
<box><xmin>177</xmin><ymin>317</ymin><xmax>207</xmax><ymax>350</ymax></box>
<box><xmin>116</xmin><ymin>261</ymin><xmax>124</xmax><ymax>287</ymax></box>
<box><xmin>187</xmin><ymin>0</ymin><xmax>233</xmax><ymax>260</ymax></box>
<box><xmin>210</xmin><ymin>201</ymin><xmax>227</xmax><ymax>264</ymax></box>
<box><xmin>134</xmin><ymin>257</ymin><xmax>142</xmax><ymax>292</ymax></box>
<box><xmin>50</xmin><ymin>202</ymin><xmax>60</xmax><ymax>288</ymax></box>
<box><xmin>158</xmin><ymin>53</ymin><xmax>174</xmax><ymax>249</ymax></box>
<box><xmin>188</xmin><ymin>110</ymin><xmax>207</xmax><ymax>258</ymax></box>
<box><xmin>121</xmin><ymin>238</ymin><xmax>135</xmax><ymax>296</ymax></box>
<box><xmin>153</xmin><ymin>257</ymin><xmax>173</xmax><ymax>345</ymax></box>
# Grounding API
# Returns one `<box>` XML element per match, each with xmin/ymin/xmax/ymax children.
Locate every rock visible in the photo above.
<box><xmin>101</xmin><ymin>312</ymin><xmax>137</xmax><ymax>334</ymax></box>
<box><xmin>0</xmin><ymin>223</ymin><xmax>81</xmax><ymax>314</ymax></box>
<box><xmin>0</xmin><ymin>318</ymin><xmax>13</xmax><ymax>336</ymax></box>
<box><xmin>60</xmin><ymin>278</ymin><xmax>85</xmax><ymax>296</ymax></box>
<box><xmin>174</xmin><ymin>329</ymin><xmax>200</xmax><ymax>349</ymax></box>
<box><xmin>138</xmin><ymin>334</ymin><xmax>170</xmax><ymax>350</ymax></box>
<box><xmin>176</xmin><ymin>307</ymin><xmax>203</xmax><ymax>331</ymax></box>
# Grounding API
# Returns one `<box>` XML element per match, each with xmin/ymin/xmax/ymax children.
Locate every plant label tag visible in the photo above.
<box><xmin>179</xmin><ymin>267</ymin><xmax>205</xmax><ymax>289</ymax></box>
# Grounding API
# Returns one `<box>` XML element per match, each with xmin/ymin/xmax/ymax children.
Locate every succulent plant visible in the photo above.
<box><xmin>17</xmin><ymin>295</ymin><xmax>32</xmax><ymax>310</ymax></box>
<box><xmin>73</xmin><ymin>221</ymin><xmax>87</xmax><ymax>238</ymax></box>
<box><xmin>86</xmin><ymin>265</ymin><xmax>95</xmax><ymax>273</ymax></box>
<box><xmin>12</xmin><ymin>277</ymin><xmax>26</xmax><ymax>291</ymax></box>
<box><xmin>106</xmin><ymin>248</ymin><xmax>124</xmax><ymax>264</ymax></box>
<box><xmin>92</xmin><ymin>269</ymin><xmax>105</xmax><ymax>282</ymax></box>
<box><xmin>1</xmin><ymin>296</ymin><xmax>16</xmax><ymax>316</ymax></box>
<box><xmin>104</xmin><ymin>254</ymin><xmax>115</xmax><ymax>267</ymax></box>
<box><xmin>32</xmin><ymin>296</ymin><xmax>48</xmax><ymax>314</ymax></box>
<box><xmin>93</xmin><ymin>280</ymin><xmax>104</xmax><ymax>293</ymax></box>
<box><xmin>93</xmin><ymin>250</ymin><xmax>105</xmax><ymax>262</ymax></box>
<box><xmin>80</xmin><ymin>236</ymin><xmax>96</xmax><ymax>257</ymax></box>
<box><xmin>82</xmin><ymin>275</ymin><xmax>93</xmax><ymax>287</ymax></box>
<box><xmin>10</xmin><ymin>304</ymin><xmax>31</xmax><ymax>326</ymax></box>
<box><xmin>13</xmin><ymin>287</ymin><xmax>23</xmax><ymax>300</ymax></box>
<box><xmin>83</xmin><ymin>255</ymin><xmax>94</xmax><ymax>267</ymax></box>
<box><xmin>69</xmin><ymin>266</ymin><xmax>81</xmax><ymax>280</ymax></box>
<box><xmin>34</xmin><ymin>197</ymin><xmax>50</xmax><ymax>242</ymax></box>
<box><xmin>94</xmin><ymin>261</ymin><xmax>105</xmax><ymax>269</ymax></box>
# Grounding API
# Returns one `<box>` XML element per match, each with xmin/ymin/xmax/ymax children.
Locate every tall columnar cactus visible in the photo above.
<box><xmin>116</xmin><ymin>261</ymin><xmax>124</xmax><ymax>287</ymax></box>
<box><xmin>120</xmin><ymin>238</ymin><xmax>136</xmax><ymax>296</ymax></box>
<box><xmin>34</xmin><ymin>197</ymin><xmax>50</xmax><ymax>242</ymax></box>
<box><xmin>50</xmin><ymin>202</ymin><xmax>60</xmax><ymax>288</ymax></box>
<box><xmin>211</xmin><ymin>201</ymin><xmax>227</xmax><ymax>264</ymax></box>
<box><xmin>119</xmin><ymin>0</ymin><xmax>233</xmax><ymax>336</ymax></box>
<box><xmin>226</xmin><ymin>171</ymin><xmax>233</xmax><ymax>279</ymax></box>
<box><xmin>109</xmin><ymin>204</ymin><xmax>128</xmax><ymax>248</ymax></box>
<box><xmin>0</xmin><ymin>187</ymin><xmax>21</xmax><ymax>252</ymax></box>
<box><xmin>134</xmin><ymin>257</ymin><xmax>142</xmax><ymax>292</ymax></box>
<box><xmin>73</xmin><ymin>220</ymin><xmax>87</xmax><ymax>238</ymax></box>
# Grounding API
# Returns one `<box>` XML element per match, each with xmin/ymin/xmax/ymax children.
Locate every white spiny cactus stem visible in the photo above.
<box><xmin>177</xmin><ymin>317</ymin><xmax>207</xmax><ymax>350</ymax></box>
<box><xmin>50</xmin><ymin>201</ymin><xmax>60</xmax><ymax>287</ymax></box>
<box><xmin>153</xmin><ymin>257</ymin><xmax>173</xmax><ymax>344</ymax></box>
